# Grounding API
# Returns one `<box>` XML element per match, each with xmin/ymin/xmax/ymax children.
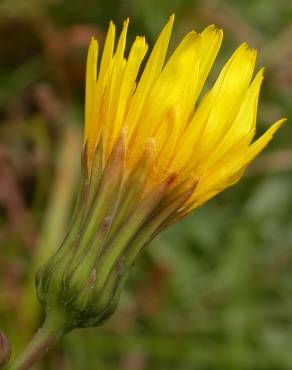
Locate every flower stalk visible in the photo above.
<box><xmin>5</xmin><ymin>313</ymin><xmax>65</xmax><ymax>370</ymax></box>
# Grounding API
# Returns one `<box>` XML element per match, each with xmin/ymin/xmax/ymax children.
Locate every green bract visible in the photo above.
<box><xmin>35</xmin><ymin>131</ymin><xmax>192</xmax><ymax>330</ymax></box>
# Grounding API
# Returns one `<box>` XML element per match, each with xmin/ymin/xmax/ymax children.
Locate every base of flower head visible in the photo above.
<box><xmin>36</xmin><ymin>130</ymin><xmax>197</xmax><ymax>330</ymax></box>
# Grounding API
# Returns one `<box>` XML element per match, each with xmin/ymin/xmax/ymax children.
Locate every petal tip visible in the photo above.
<box><xmin>169</xmin><ymin>14</ymin><xmax>175</xmax><ymax>22</ymax></box>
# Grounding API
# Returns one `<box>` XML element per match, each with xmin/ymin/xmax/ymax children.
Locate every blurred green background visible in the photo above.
<box><xmin>0</xmin><ymin>0</ymin><xmax>291</xmax><ymax>369</ymax></box>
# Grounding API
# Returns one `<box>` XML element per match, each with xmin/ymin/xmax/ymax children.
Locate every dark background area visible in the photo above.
<box><xmin>0</xmin><ymin>0</ymin><xmax>292</xmax><ymax>369</ymax></box>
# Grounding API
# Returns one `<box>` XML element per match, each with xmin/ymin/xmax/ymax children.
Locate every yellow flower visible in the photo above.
<box><xmin>5</xmin><ymin>17</ymin><xmax>286</xmax><ymax>370</ymax></box>
<box><xmin>35</xmin><ymin>15</ymin><xmax>284</xmax><ymax>334</ymax></box>
<box><xmin>8</xmin><ymin>16</ymin><xmax>285</xmax><ymax>370</ymax></box>
<box><xmin>84</xmin><ymin>15</ymin><xmax>284</xmax><ymax>216</ymax></box>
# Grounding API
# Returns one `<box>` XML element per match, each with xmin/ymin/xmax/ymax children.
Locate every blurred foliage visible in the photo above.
<box><xmin>0</xmin><ymin>0</ymin><xmax>292</xmax><ymax>369</ymax></box>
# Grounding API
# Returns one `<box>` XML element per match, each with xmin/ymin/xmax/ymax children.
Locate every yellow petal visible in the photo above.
<box><xmin>194</xmin><ymin>118</ymin><xmax>285</xmax><ymax>200</ymax></box>
<box><xmin>92</xmin><ymin>21</ymin><xmax>116</xmax><ymax>147</ymax></box>
<box><xmin>111</xmin><ymin>36</ymin><xmax>148</xmax><ymax>140</ymax></box>
<box><xmin>96</xmin><ymin>21</ymin><xmax>116</xmax><ymax>97</ymax></box>
<box><xmin>204</xmin><ymin>68</ymin><xmax>265</xmax><ymax>168</ymax></box>
<box><xmin>129</xmin><ymin>31</ymin><xmax>199</xmax><ymax>166</ymax></box>
<box><xmin>84</xmin><ymin>38</ymin><xmax>98</xmax><ymax>148</ymax></box>
<box><xmin>126</xmin><ymin>15</ymin><xmax>174</xmax><ymax>138</ymax></box>
<box><xmin>173</xmin><ymin>44</ymin><xmax>256</xmax><ymax>173</ymax></box>
<box><xmin>103</xmin><ymin>20</ymin><xmax>130</xmax><ymax>156</ymax></box>
<box><xmin>195</xmin><ymin>25</ymin><xmax>223</xmax><ymax>99</ymax></box>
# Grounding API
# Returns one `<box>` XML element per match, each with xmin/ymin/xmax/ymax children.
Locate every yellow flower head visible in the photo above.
<box><xmin>84</xmin><ymin>15</ymin><xmax>284</xmax><ymax>217</ymax></box>
<box><xmin>36</xmin><ymin>16</ymin><xmax>284</xmax><ymax>332</ymax></box>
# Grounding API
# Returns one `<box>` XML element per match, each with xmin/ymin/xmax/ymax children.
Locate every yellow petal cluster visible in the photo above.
<box><xmin>84</xmin><ymin>15</ymin><xmax>284</xmax><ymax>213</ymax></box>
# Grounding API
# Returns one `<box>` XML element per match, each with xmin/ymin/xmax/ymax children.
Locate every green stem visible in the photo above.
<box><xmin>6</xmin><ymin>314</ymin><xmax>65</xmax><ymax>370</ymax></box>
